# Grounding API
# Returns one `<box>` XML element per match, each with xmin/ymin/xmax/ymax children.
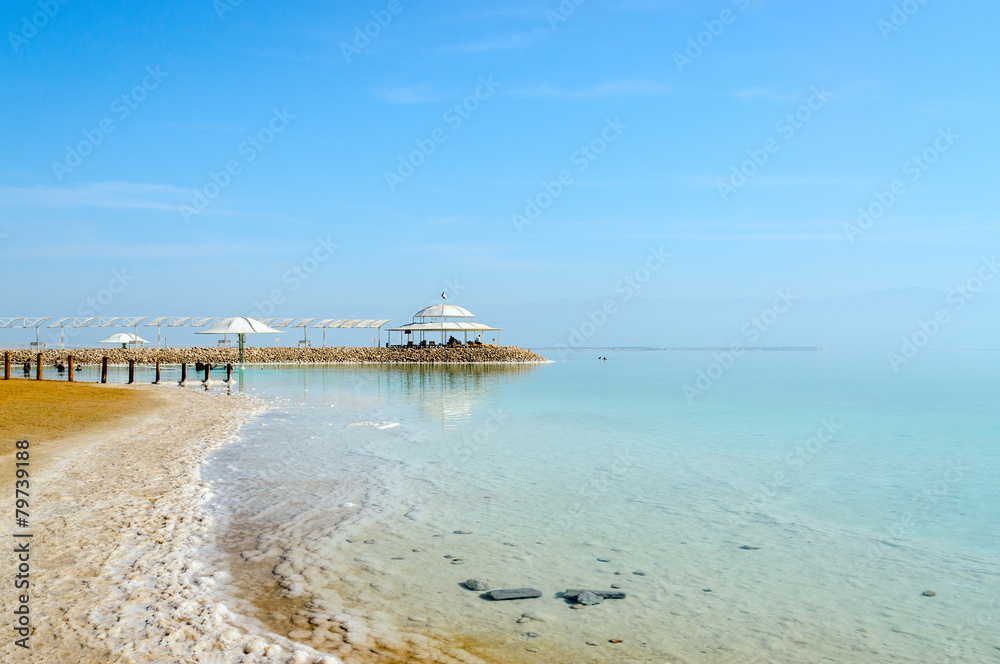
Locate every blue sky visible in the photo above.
<box><xmin>1</xmin><ymin>0</ymin><xmax>998</xmax><ymax>345</ymax></box>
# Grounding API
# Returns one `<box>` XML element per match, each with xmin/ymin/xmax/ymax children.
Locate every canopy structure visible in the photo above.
<box><xmin>388</xmin><ymin>305</ymin><xmax>500</xmax><ymax>346</ymax></box>
<box><xmin>196</xmin><ymin>317</ymin><xmax>282</xmax><ymax>362</ymax></box>
<box><xmin>410</xmin><ymin>304</ymin><xmax>476</xmax><ymax>321</ymax></box>
<box><xmin>99</xmin><ymin>332</ymin><xmax>148</xmax><ymax>348</ymax></box>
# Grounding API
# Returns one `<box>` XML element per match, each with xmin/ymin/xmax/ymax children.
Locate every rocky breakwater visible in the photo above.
<box><xmin>7</xmin><ymin>346</ymin><xmax>549</xmax><ymax>366</ymax></box>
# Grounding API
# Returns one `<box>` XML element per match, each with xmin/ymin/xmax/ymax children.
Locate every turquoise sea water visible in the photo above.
<box><xmin>193</xmin><ymin>351</ymin><xmax>998</xmax><ymax>663</ymax></box>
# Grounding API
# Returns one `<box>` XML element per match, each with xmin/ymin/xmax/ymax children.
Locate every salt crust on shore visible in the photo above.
<box><xmin>0</xmin><ymin>387</ymin><xmax>341</xmax><ymax>664</ymax></box>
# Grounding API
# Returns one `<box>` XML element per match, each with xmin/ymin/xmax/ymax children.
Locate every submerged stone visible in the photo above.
<box><xmin>463</xmin><ymin>579</ymin><xmax>490</xmax><ymax>591</ymax></box>
<box><xmin>486</xmin><ymin>588</ymin><xmax>543</xmax><ymax>601</ymax></box>
<box><xmin>575</xmin><ymin>591</ymin><xmax>604</xmax><ymax>605</ymax></box>
<box><xmin>565</xmin><ymin>589</ymin><xmax>626</xmax><ymax>600</ymax></box>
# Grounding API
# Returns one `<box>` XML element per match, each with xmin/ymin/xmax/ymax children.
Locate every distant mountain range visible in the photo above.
<box><xmin>475</xmin><ymin>288</ymin><xmax>1000</xmax><ymax>350</ymax></box>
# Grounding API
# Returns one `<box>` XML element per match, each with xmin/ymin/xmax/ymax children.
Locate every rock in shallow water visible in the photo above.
<box><xmin>575</xmin><ymin>591</ymin><xmax>604</xmax><ymax>605</ymax></box>
<box><xmin>486</xmin><ymin>588</ymin><xmax>543</xmax><ymax>601</ymax></box>
<box><xmin>463</xmin><ymin>578</ymin><xmax>490</xmax><ymax>591</ymax></box>
<box><xmin>565</xmin><ymin>589</ymin><xmax>627</xmax><ymax>600</ymax></box>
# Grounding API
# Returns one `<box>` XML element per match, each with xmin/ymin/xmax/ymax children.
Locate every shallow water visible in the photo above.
<box><xmin>201</xmin><ymin>352</ymin><xmax>1000</xmax><ymax>663</ymax></box>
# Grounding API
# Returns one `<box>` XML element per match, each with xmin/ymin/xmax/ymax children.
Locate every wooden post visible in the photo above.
<box><xmin>203</xmin><ymin>363</ymin><xmax>210</xmax><ymax>382</ymax></box>
<box><xmin>36</xmin><ymin>353</ymin><xmax>43</xmax><ymax>380</ymax></box>
<box><xmin>128</xmin><ymin>360</ymin><xmax>135</xmax><ymax>384</ymax></box>
<box><xmin>226</xmin><ymin>363</ymin><xmax>232</xmax><ymax>382</ymax></box>
<box><xmin>3</xmin><ymin>351</ymin><xmax>9</xmax><ymax>380</ymax></box>
<box><xmin>180</xmin><ymin>363</ymin><xmax>187</xmax><ymax>384</ymax></box>
<box><xmin>68</xmin><ymin>355</ymin><xmax>74</xmax><ymax>382</ymax></box>
<box><xmin>154</xmin><ymin>361</ymin><xmax>160</xmax><ymax>384</ymax></box>
<box><xmin>101</xmin><ymin>357</ymin><xmax>108</xmax><ymax>384</ymax></box>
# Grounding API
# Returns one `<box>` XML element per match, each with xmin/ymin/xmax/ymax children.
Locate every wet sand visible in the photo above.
<box><xmin>0</xmin><ymin>381</ymin><xmax>341</xmax><ymax>664</ymax></box>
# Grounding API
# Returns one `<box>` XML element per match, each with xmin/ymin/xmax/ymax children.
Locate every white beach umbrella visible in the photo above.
<box><xmin>195</xmin><ymin>317</ymin><xmax>282</xmax><ymax>362</ymax></box>
<box><xmin>99</xmin><ymin>332</ymin><xmax>148</xmax><ymax>348</ymax></box>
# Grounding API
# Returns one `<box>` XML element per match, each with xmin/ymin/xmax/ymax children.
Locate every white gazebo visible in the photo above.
<box><xmin>99</xmin><ymin>332</ymin><xmax>148</xmax><ymax>348</ymax></box>
<box><xmin>387</xmin><ymin>304</ymin><xmax>501</xmax><ymax>347</ymax></box>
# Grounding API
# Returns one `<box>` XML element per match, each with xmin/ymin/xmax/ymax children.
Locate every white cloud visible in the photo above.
<box><xmin>507</xmin><ymin>79</ymin><xmax>671</xmax><ymax>99</ymax></box>
<box><xmin>373</xmin><ymin>85</ymin><xmax>441</xmax><ymax>104</ymax></box>
<box><xmin>436</xmin><ymin>29</ymin><xmax>547</xmax><ymax>54</ymax></box>
<box><xmin>0</xmin><ymin>182</ymin><xmax>188</xmax><ymax>211</ymax></box>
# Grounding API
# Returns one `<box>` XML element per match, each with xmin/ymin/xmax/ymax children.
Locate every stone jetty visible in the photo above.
<box><xmin>7</xmin><ymin>346</ymin><xmax>548</xmax><ymax>366</ymax></box>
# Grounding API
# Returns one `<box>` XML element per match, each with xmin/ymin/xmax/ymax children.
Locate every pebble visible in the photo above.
<box><xmin>363</xmin><ymin>539</ymin><xmax>375</xmax><ymax>544</ymax></box>
<box><xmin>740</xmin><ymin>545</ymin><xmax>762</xmax><ymax>550</ymax></box>
<box><xmin>463</xmin><ymin>579</ymin><xmax>490</xmax><ymax>591</ymax></box>
<box><xmin>586</xmin><ymin>640</ymin><xmax>599</xmax><ymax>646</ymax></box>
<box><xmin>487</xmin><ymin>588</ymin><xmax>543</xmax><ymax>601</ymax></box>
<box><xmin>391</xmin><ymin>557</ymin><xmax>404</xmax><ymax>560</ymax></box>
<box><xmin>407</xmin><ymin>616</ymin><xmax>427</xmax><ymax>622</ymax></box>
<box><xmin>454</xmin><ymin>530</ymin><xmax>474</xmax><ymax>535</ymax></box>
<box><xmin>517</xmin><ymin>617</ymin><xmax>531</xmax><ymax>623</ymax></box>
<box><xmin>575</xmin><ymin>591</ymin><xmax>604</xmax><ymax>606</ymax></box>
<box><xmin>610</xmin><ymin>639</ymin><xmax>623</xmax><ymax>643</ymax></box>
<box><xmin>922</xmin><ymin>590</ymin><xmax>936</xmax><ymax>597</ymax></box>
<box><xmin>412</xmin><ymin>548</ymin><xmax>422</xmax><ymax>553</ymax></box>
<box><xmin>566</xmin><ymin>589</ymin><xmax>626</xmax><ymax>600</ymax></box>
<box><xmin>632</xmin><ymin>571</ymin><xmax>647</xmax><ymax>576</ymax></box>
<box><xmin>570</xmin><ymin>604</ymin><xmax>585</xmax><ymax>610</ymax></box>
<box><xmin>524</xmin><ymin>632</ymin><xmax>538</xmax><ymax>638</ymax></box>
<box><xmin>611</xmin><ymin>584</ymin><xmax>622</xmax><ymax>589</ymax></box>
<box><xmin>597</xmin><ymin>558</ymin><xmax>612</xmax><ymax>563</ymax></box>
<box><xmin>451</xmin><ymin>560</ymin><xmax>465</xmax><ymax>565</ymax></box>
<box><xmin>703</xmin><ymin>588</ymin><xmax>712</xmax><ymax>592</ymax></box>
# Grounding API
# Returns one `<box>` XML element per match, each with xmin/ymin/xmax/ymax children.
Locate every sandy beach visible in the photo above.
<box><xmin>0</xmin><ymin>380</ymin><xmax>343</xmax><ymax>664</ymax></box>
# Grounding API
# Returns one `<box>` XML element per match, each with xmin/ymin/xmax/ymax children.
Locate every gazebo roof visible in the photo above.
<box><xmin>413</xmin><ymin>304</ymin><xmax>476</xmax><ymax>319</ymax></box>
<box><xmin>388</xmin><ymin>321</ymin><xmax>500</xmax><ymax>332</ymax></box>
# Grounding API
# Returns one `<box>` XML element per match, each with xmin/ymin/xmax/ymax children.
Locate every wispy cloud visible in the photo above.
<box><xmin>506</xmin><ymin>79</ymin><xmax>671</xmax><ymax>99</ymax></box>
<box><xmin>683</xmin><ymin>175</ymin><xmax>870</xmax><ymax>189</ymax></box>
<box><xmin>373</xmin><ymin>85</ymin><xmax>442</xmax><ymax>104</ymax></box>
<box><xmin>0</xmin><ymin>182</ymin><xmax>188</xmax><ymax>211</ymax></box>
<box><xmin>732</xmin><ymin>87</ymin><xmax>792</xmax><ymax>101</ymax></box>
<box><xmin>436</xmin><ymin>29</ymin><xmax>547</xmax><ymax>54</ymax></box>
<box><xmin>152</xmin><ymin>122</ymin><xmax>249</xmax><ymax>132</ymax></box>
<box><xmin>0</xmin><ymin>242</ymin><xmax>274</xmax><ymax>260</ymax></box>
